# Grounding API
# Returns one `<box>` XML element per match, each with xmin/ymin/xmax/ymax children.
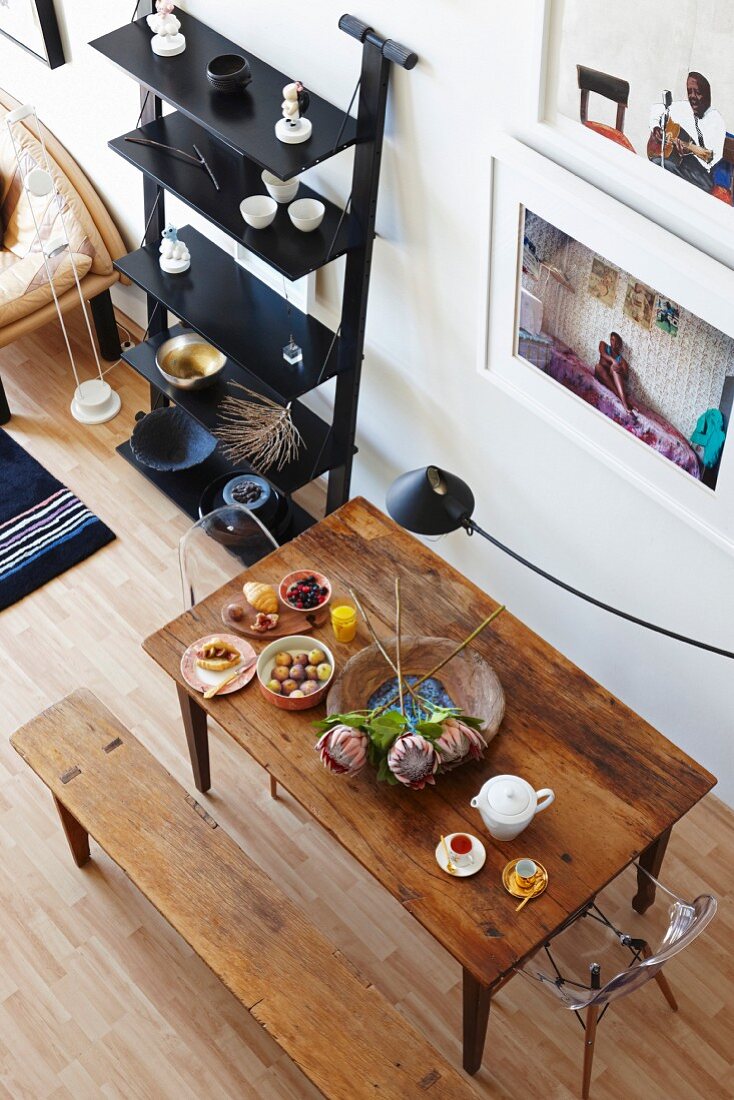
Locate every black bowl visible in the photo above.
<box><xmin>206</xmin><ymin>53</ymin><xmax>252</xmax><ymax>93</ymax></box>
<box><xmin>130</xmin><ymin>407</ymin><xmax>217</xmax><ymax>471</ymax></box>
<box><xmin>199</xmin><ymin>470</ymin><xmax>292</xmax><ymax>540</ymax></box>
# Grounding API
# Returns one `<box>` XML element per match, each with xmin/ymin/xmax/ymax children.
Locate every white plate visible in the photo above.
<box><xmin>180</xmin><ymin>634</ymin><xmax>257</xmax><ymax>695</ymax></box>
<box><xmin>435</xmin><ymin>833</ymin><xmax>487</xmax><ymax>877</ymax></box>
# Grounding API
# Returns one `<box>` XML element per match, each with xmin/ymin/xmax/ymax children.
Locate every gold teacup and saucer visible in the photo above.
<box><xmin>502</xmin><ymin>857</ymin><xmax>548</xmax><ymax>902</ymax></box>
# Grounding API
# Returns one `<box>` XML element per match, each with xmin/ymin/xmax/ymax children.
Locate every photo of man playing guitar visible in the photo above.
<box><xmin>648</xmin><ymin>72</ymin><xmax>726</xmax><ymax>193</ymax></box>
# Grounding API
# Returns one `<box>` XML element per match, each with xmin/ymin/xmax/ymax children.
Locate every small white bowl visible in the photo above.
<box><xmin>288</xmin><ymin>198</ymin><xmax>325</xmax><ymax>233</ymax></box>
<box><xmin>240</xmin><ymin>195</ymin><xmax>277</xmax><ymax>229</ymax></box>
<box><xmin>261</xmin><ymin>169</ymin><xmax>300</xmax><ymax>204</ymax></box>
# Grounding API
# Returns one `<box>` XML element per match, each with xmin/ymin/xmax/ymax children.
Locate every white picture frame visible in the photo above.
<box><xmin>478</xmin><ymin>136</ymin><xmax>734</xmax><ymax>555</ymax></box>
<box><xmin>517</xmin><ymin>0</ymin><xmax>734</xmax><ymax>271</ymax></box>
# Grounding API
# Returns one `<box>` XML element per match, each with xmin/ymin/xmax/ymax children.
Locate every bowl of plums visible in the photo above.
<box><xmin>279</xmin><ymin>570</ymin><xmax>332</xmax><ymax>616</ymax></box>
<box><xmin>256</xmin><ymin>634</ymin><xmax>335</xmax><ymax>711</ymax></box>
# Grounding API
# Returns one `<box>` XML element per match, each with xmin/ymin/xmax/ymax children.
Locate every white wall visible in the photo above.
<box><xmin>1</xmin><ymin>1</ymin><xmax>731</xmax><ymax>803</ymax></box>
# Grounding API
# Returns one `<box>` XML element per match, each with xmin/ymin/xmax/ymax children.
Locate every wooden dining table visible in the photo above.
<box><xmin>143</xmin><ymin>497</ymin><xmax>716</xmax><ymax>1075</ymax></box>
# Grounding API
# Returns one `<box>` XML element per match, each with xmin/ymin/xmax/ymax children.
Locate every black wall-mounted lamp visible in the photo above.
<box><xmin>386</xmin><ymin>465</ymin><xmax>734</xmax><ymax>661</ymax></box>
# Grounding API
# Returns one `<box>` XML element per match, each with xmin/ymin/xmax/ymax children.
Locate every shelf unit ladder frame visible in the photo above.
<box><xmin>139</xmin><ymin>1</ymin><xmax>168</xmax><ymax>409</ymax></box>
<box><xmin>326</xmin><ymin>16</ymin><xmax>417</xmax><ymax>513</ymax></box>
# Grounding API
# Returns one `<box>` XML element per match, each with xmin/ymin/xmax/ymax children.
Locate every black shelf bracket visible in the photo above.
<box><xmin>338</xmin><ymin>15</ymin><xmax>418</xmax><ymax>70</ymax></box>
<box><xmin>326</xmin><ymin>17</ymin><xmax>417</xmax><ymax>513</ymax></box>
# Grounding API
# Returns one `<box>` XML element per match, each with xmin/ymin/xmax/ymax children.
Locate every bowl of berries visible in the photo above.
<box><xmin>279</xmin><ymin>570</ymin><xmax>332</xmax><ymax>616</ymax></box>
<box><xmin>256</xmin><ymin>635</ymin><xmax>335</xmax><ymax>710</ymax></box>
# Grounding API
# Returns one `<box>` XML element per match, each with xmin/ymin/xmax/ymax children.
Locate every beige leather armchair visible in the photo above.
<box><xmin>0</xmin><ymin>88</ymin><xmax>129</xmax><ymax>423</ymax></box>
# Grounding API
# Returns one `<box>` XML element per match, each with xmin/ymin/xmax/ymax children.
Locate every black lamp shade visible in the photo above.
<box><xmin>386</xmin><ymin>466</ymin><xmax>475</xmax><ymax>535</ymax></box>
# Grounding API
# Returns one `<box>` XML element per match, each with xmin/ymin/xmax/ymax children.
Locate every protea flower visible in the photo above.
<box><xmin>316</xmin><ymin>724</ymin><xmax>368</xmax><ymax>776</ymax></box>
<box><xmin>435</xmin><ymin>718</ymin><xmax>488</xmax><ymax>770</ymax></box>
<box><xmin>387</xmin><ymin>734</ymin><xmax>439</xmax><ymax>789</ymax></box>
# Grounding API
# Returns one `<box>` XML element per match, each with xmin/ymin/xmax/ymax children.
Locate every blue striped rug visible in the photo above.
<box><xmin>0</xmin><ymin>431</ymin><xmax>115</xmax><ymax>611</ymax></box>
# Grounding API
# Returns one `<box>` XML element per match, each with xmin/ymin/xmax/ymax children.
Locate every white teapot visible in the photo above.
<box><xmin>470</xmin><ymin>774</ymin><xmax>554</xmax><ymax>842</ymax></box>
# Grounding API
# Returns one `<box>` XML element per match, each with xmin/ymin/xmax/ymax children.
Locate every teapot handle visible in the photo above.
<box><xmin>535</xmin><ymin>788</ymin><xmax>555</xmax><ymax>814</ymax></box>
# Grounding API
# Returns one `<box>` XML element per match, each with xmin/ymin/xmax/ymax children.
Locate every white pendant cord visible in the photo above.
<box><xmin>6</xmin><ymin>107</ymin><xmax>103</xmax><ymax>385</ymax></box>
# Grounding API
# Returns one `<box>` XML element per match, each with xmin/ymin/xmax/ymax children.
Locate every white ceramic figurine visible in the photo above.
<box><xmin>146</xmin><ymin>0</ymin><xmax>186</xmax><ymax>56</ymax></box>
<box><xmin>159</xmin><ymin>224</ymin><xmax>190</xmax><ymax>274</ymax></box>
<box><xmin>275</xmin><ymin>81</ymin><xmax>312</xmax><ymax>144</ymax></box>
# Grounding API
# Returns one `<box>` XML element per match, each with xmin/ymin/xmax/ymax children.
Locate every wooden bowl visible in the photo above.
<box><xmin>279</xmin><ymin>570</ymin><xmax>332</xmax><ymax>616</ymax></box>
<box><xmin>327</xmin><ymin>636</ymin><xmax>505</xmax><ymax>739</ymax></box>
<box><xmin>257</xmin><ymin>635</ymin><xmax>335</xmax><ymax>711</ymax></box>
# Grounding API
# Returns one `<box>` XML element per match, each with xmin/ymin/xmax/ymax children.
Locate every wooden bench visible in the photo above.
<box><xmin>11</xmin><ymin>690</ymin><xmax>476</xmax><ymax>1100</ymax></box>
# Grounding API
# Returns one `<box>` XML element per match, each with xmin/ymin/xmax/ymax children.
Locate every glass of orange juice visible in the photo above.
<box><xmin>330</xmin><ymin>603</ymin><xmax>358</xmax><ymax>643</ymax></box>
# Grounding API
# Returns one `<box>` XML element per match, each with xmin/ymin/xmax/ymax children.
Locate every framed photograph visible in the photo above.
<box><xmin>623</xmin><ymin>279</ymin><xmax>655</xmax><ymax>329</ymax></box>
<box><xmin>655</xmin><ymin>296</ymin><xmax>680</xmax><ymax>338</ymax></box>
<box><xmin>478</xmin><ymin>137</ymin><xmax>734</xmax><ymax>553</ymax></box>
<box><xmin>519</xmin><ymin>0</ymin><xmax>734</xmax><ymax>269</ymax></box>
<box><xmin>588</xmin><ymin>258</ymin><xmax>618</xmax><ymax>307</ymax></box>
<box><xmin>0</xmin><ymin>0</ymin><xmax>65</xmax><ymax>69</ymax></box>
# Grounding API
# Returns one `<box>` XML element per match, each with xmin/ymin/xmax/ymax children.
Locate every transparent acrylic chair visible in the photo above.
<box><xmin>179</xmin><ymin>504</ymin><xmax>278</xmax><ymax>609</ymax></box>
<box><xmin>516</xmin><ymin>862</ymin><xmax>717</xmax><ymax>1099</ymax></box>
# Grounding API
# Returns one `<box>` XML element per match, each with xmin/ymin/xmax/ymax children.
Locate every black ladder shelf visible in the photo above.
<box><xmin>90</xmin><ymin>9</ymin><xmax>416</xmax><ymax>533</ymax></box>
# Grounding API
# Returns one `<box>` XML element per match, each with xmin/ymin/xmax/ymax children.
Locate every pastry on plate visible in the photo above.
<box><xmin>195</xmin><ymin>638</ymin><xmax>241</xmax><ymax>671</ymax></box>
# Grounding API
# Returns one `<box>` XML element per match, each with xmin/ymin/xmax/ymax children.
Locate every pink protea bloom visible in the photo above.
<box><xmin>387</xmin><ymin>734</ymin><xmax>439</xmax><ymax>790</ymax></box>
<box><xmin>436</xmin><ymin>718</ymin><xmax>488</xmax><ymax>770</ymax></box>
<box><xmin>157</xmin><ymin>0</ymin><xmax>175</xmax><ymax>13</ymax></box>
<box><xmin>316</xmin><ymin>724</ymin><xmax>368</xmax><ymax>776</ymax></box>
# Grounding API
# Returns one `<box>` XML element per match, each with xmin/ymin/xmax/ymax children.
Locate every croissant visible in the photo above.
<box><xmin>243</xmin><ymin>581</ymin><xmax>278</xmax><ymax>614</ymax></box>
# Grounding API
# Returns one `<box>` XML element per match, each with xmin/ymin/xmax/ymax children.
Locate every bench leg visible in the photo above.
<box><xmin>0</xmin><ymin>375</ymin><xmax>10</xmax><ymax>424</ymax></box>
<box><xmin>462</xmin><ymin>968</ymin><xmax>492</xmax><ymax>1075</ymax></box>
<box><xmin>90</xmin><ymin>289</ymin><xmax>122</xmax><ymax>361</ymax></box>
<box><xmin>269</xmin><ymin>775</ymin><xmax>278</xmax><ymax>799</ymax></box>
<box><xmin>53</xmin><ymin>796</ymin><xmax>90</xmax><ymax>867</ymax></box>
<box><xmin>633</xmin><ymin>827</ymin><xmax>671</xmax><ymax>914</ymax></box>
<box><xmin>177</xmin><ymin>684</ymin><xmax>210</xmax><ymax>793</ymax></box>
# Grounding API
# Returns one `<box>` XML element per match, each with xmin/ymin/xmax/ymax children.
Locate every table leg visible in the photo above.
<box><xmin>53</xmin><ymin>796</ymin><xmax>90</xmax><ymax>867</ymax></box>
<box><xmin>462</xmin><ymin>967</ymin><xmax>492</xmax><ymax>1075</ymax></box>
<box><xmin>177</xmin><ymin>684</ymin><xmax>210</xmax><ymax>793</ymax></box>
<box><xmin>633</xmin><ymin>827</ymin><xmax>672</xmax><ymax>914</ymax></box>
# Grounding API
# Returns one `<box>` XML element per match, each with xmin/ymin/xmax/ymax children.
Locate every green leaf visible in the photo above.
<box><xmin>341</xmin><ymin>713</ymin><xmax>370</xmax><ymax>728</ymax></box>
<box><xmin>369</xmin><ymin>728</ymin><xmax>401</xmax><ymax>753</ymax></box>
<box><xmin>458</xmin><ymin>714</ymin><xmax>485</xmax><ymax>731</ymax></box>
<box><xmin>312</xmin><ymin>711</ymin><xmax>370</xmax><ymax>732</ymax></box>
<box><xmin>375</xmin><ymin>709</ymin><xmax>406</xmax><ymax>728</ymax></box>
<box><xmin>415</xmin><ymin>721</ymin><xmax>444</xmax><ymax>741</ymax></box>
<box><xmin>376</xmin><ymin>757</ymin><xmax>397</xmax><ymax>784</ymax></box>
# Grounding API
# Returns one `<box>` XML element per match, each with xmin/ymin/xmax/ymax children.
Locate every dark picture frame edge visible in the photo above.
<box><xmin>0</xmin><ymin>0</ymin><xmax>65</xmax><ymax>69</ymax></box>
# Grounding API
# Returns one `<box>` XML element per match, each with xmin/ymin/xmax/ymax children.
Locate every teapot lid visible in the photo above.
<box><xmin>487</xmin><ymin>776</ymin><xmax>531</xmax><ymax>817</ymax></box>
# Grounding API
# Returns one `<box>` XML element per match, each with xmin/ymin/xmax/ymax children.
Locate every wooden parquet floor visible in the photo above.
<box><xmin>0</xmin><ymin>311</ymin><xmax>732</xmax><ymax>1099</ymax></box>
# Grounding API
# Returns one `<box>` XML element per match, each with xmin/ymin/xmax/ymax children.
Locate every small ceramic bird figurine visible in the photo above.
<box><xmin>146</xmin><ymin>0</ymin><xmax>186</xmax><ymax>56</ymax></box>
<box><xmin>159</xmin><ymin>224</ymin><xmax>190</xmax><ymax>273</ymax></box>
<box><xmin>275</xmin><ymin>81</ymin><xmax>312</xmax><ymax>144</ymax></box>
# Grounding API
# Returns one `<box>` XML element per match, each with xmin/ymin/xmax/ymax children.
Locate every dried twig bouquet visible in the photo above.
<box><xmin>215</xmin><ymin>383</ymin><xmax>303</xmax><ymax>472</ymax></box>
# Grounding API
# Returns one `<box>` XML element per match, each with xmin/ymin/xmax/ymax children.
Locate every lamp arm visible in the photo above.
<box><xmin>464</xmin><ymin>518</ymin><xmax>734</xmax><ymax>661</ymax></box>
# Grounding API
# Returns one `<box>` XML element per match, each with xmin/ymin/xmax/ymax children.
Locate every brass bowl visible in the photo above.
<box><xmin>155</xmin><ymin>333</ymin><xmax>226</xmax><ymax>390</ymax></box>
<box><xmin>326</xmin><ymin>635</ymin><xmax>505</xmax><ymax>740</ymax></box>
